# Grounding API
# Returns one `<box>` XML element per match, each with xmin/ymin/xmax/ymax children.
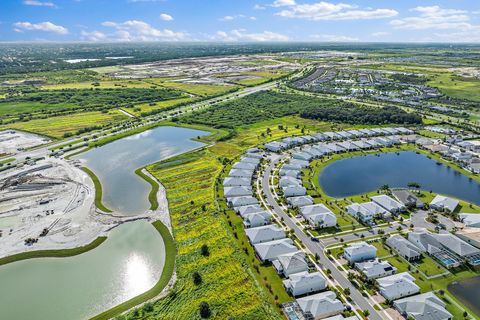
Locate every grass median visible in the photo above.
<box><xmin>81</xmin><ymin>166</ymin><xmax>112</xmax><ymax>213</ymax></box>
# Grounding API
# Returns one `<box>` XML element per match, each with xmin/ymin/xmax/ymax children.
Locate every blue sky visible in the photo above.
<box><xmin>1</xmin><ymin>0</ymin><xmax>480</xmax><ymax>42</ymax></box>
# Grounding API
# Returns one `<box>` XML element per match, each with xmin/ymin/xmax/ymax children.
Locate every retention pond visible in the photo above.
<box><xmin>319</xmin><ymin>151</ymin><xmax>480</xmax><ymax>204</ymax></box>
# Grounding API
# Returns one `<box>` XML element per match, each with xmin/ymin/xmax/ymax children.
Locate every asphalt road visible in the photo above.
<box><xmin>261</xmin><ymin>153</ymin><xmax>384</xmax><ymax>320</ymax></box>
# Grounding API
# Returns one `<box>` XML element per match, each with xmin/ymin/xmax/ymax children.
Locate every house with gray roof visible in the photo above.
<box><xmin>243</xmin><ymin>211</ymin><xmax>272</xmax><ymax>228</ymax></box>
<box><xmin>323</xmin><ymin>132</ymin><xmax>342</xmax><ymax>140</ymax></box>
<box><xmin>344</xmin><ymin>242</ymin><xmax>377</xmax><ymax>264</ymax></box>
<box><xmin>296</xmin><ymin>291</ymin><xmax>344</xmax><ymax>319</ymax></box>
<box><xmin>356</xmin><ymin>259</ymin><xmax>396</xmax><ymax>280</ymax></box>
<box><xmin>371</xmin><ymin>195</ymin><xmax>406</xmax><ymax>214</ymax></box>
<box><xmin>430</xmin><ymin>195</ymin><xmax>459</xmax><ymax>213</ymax></box>
<box><xmin>386</xmin><ymin>234</ymin><xmax>422</xmax><ymax>261</ymax></box>
<box><xmin>352</xmin><ymin>140</ymin><xmax>372</xmax><ymax>150</ymax></box>
<box><xmin>228</xmin><ymin>196</ymin><xmax>258</xmax><ymax>208</ymax></box>
<box><xmin>273</xmin><ymin>251</ymin><xmax>309</xmax><ymax>277</ymax></box>
<box><xmin>361</xmin><ymin>201</ymin><xmax>389</xmax><ymax>217</ymax></box>
<box><xmin>408</xmin><ymin>229</ymin><xmax>462</xmax><ymax>268</ymax></box>
<box><xmin>232</xmin><ymin>161</ymin><xmax>257</xmax><ymax>171</ymax></box>
<box><xmin>240</xmin><ymin>156</ymin><xmax>261</xmax><ymax>164</ymax></box>
<box><xmin>279</xmin><ymin>169</ymin><xmax>300</xmax><ymax>178</ymax></box>
<box><xmin>282</xmin><ymin>186</ymin><xmax>307</xmax><ymax>197</ymax></box>
<box><xmin>246</xmin><ymin>224</ymin><xmax>285</xmax><ymax>244</ymax></box>
<box><xmin>279</xmin><ymin>176</ymin><xmax>302</xmax><ymax>188</ymax></box>
<box><xmin>459</xmin><ymin>213</ymin><xmax>480</xmax><ymax>228</ymax></box>
<box><xmin>292</xmin><ymin>152</ymin><xmax>313</xmax><ymax>161</ymax></box>
<box><xmin>224</xmin><ymin>186</ymin><xmax>253</xmax><ymax>198</ymax></box>
<box><xmin>283</xmin><ymin>271</ymin><xmax>326</xmax><ymax>297</ymax></box>
<box><xmin>223</xmin><ymin>177</ymin><xmax>251</xmax><ymax>187</ymax></box>
<box><xmin>326</xmin><ymin>143</ymin><xmax>345</xmax><ymax>153</ymax></box>
<box><xmin>313</xmin><ymin>133</ymin><xmax>327</xmax><ymax>141</ymax></box>
<box><xmin>254</xmin><ymin>238</ymin><xmax>298</xmax><ymax>262</ymax></box>
<box><xmin>337</xmin><ymin>131</ymin><xmax>353</xmax><ymax>139</ymax></box>
<box><xmin>393</xmin><ymin>292</ymin><xmax>452</xmax><ymax>320</ymax></box>
<box><xmin>235</xmin><ymin>204</ymin><xmax>263</xmax><ymax>217</ymax></box>
<box><xmin>377</xmin><ymin>272</ymin><xmax>420</xmax><ymax>301</ymax></box>
<box><xmin>265</xmin><ymin>141</ymin><xmax>288</xmax><ymax>152</ymax></box>
<box><xmin>346</xmin><ymin>203</ymin><xmax>375</xmax><ymax>224</ymax></box>
<box><xmin>287</xmin><ymin>195</ymin><xmax>314</xmax><ymax>208</ymax></box>
<box><xmin>392</xmin><ymin>189</ymin><xmax>424</xmax><ymax>208</ymax></box>
<box><xmin>228</xmin><ymin>169</ymin><xmax>254</xmax><ymax>179</ymax></box>
<box><xmin>359</xmin><ymin>128</ymin><xmax>376</xmax><ymax>136</ymax></box>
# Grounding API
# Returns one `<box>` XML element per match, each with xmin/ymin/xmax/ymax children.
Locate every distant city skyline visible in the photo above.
<box><xmin>1</xmin><ymin>0</ymin><xmax>480</xmax><ymax>42</ymax></box>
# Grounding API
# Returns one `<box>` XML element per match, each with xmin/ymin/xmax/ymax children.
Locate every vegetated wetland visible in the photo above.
<box><xmin>0</xmin><ymin>221</ymin><xmax>165</xmax><ymax>320</ymax></box>
<box><xmin>319</xmin><ymin>151</ymin><xmax>480</xmax><ymax>204</ymax></box>
<box><xmin>76</xmin><ymin>125</ymin><xmax>208</xmax><ymax>215</ymax></box>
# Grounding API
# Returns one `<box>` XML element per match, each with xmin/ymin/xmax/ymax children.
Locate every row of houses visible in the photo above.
<box><xmin>386</xmin><ymin>229</ymin><xmax>480</xmax><ymax>269</ymax></box>
<box><xmin>346</xmin><ymin>195</ymin><xmax>405</xmax><ymax>224</ymax></box>
<box><xmin>341</xmin><ymin>241</ymin><xmax>452</xmax><ymax>319</ymax></box>
<box><xmin>265</xmin><ymin>127</ymin><xmax>413</xmax><ymax>153</ymax></box>
<box><xmin>278</xmin><ymin>156</ymin><xmax>337</xmax><ymax>229</ymax></box>
<box><xmin>226</xmin><ymin>150</ymin><xmax>349</xmax><ymax>320</ymax></box>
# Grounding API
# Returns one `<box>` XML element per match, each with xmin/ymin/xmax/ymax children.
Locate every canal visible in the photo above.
<box><xmin>319</xmin><ymin>151</ymin><xmax>480</xmax><ymax>204</ymax></box>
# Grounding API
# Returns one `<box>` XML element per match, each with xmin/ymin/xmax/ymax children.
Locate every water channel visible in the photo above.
<box><xmin>0</xmin><ymin>126</ymin><xmax>208</xmax><ymax>320</ymax></box>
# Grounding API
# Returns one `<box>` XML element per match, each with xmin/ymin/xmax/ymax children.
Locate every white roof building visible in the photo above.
<box><xmin>228</xmin><ymin>196</ymin><xmax>258</xmax><ymax>208</ymax></box>
<box><xmin>459</xmin><ymin>213</ymin><xmax>480</xmax><ymax>228</ymax></box>
<box><xmin>393</xmin><ymin>292</ymin><xmax>453</xmax><ymax>320</ymax></box>
<box><xmin>282</xmin><ymin>186</ymin><xmax>307</xmax><ymax>197</ymax></box>
<box><xmin>371</xmin><ymin>195</ymin><xmax>405</xmax><ymax>213</ymax></box>
<box><xmin>306</xmin><ymin>212</ymin><xmax>337</xmax><ymax>228</ymax></box>
<box><xmin>246</xmin><ymin>224</ymin><xmax>285</xmax><ymax>244</ymax></box>
<box><xmin>265</xmin><ymin>141</ymin><xmax>288</xmax><ymax>152</ymax></box>
<box><xmin>346</xmin><ymin>203</ymin><xmax>374</xmax><ymax>223</ymax></box>
<box><xmin>386</xmin><ymin>234</ymin><xmax>422</xmax><ymax>261</ymax></box>
<box><xmin>235</xmin><ymin>204</ymin><xmax>263</xmax><ymax>217</ymax></box>
<box><xmin>273</xmin><ymin>251</ymin><xmax>309</xmax><ymax>277</ymax></box>
<box><xmin>377</xmin><ymin>272</ymin><xmax>420</xmax><ymax>301</ymax></box>
<box><xmin>223</xmin><ymin>177</ymin><xmax>251</xmax><ymax>187</ymax></box>
<box><xmin>232</xmin><ymin>161</ymin><xmax>257</xmax><ymax>170</ymax></box>
<box><xmin>224</xmin><ymin>186</ymin><xmax>252</xmax><ymax>198</ymax></box>
<box><xmin>254</xmin><ymin>238</ymin><xmax>298</xmax><ymax>262</ymax></box>
<box><xmin>344</xmin><ymin>241</ymin><xmax>377</xmax><ymax>264</ymax></box>
<box><xmin>297</xmin><ymin>291</ymin><xmax>344</xmax><ymax>319</ymax></box>
<box><xmin>355</xmin><ymin>259</ymin><xmax>396</xmax><ymax>280</ymax></box>
<box><xmin>243</xmin><ymin>211</ymin><xmax>272</xmax><ymax>228</ymax></box>
<box><xmin>283</xmin><ymin>271</ymin><xmax>326</xmax><ymax>297</ymax></box>
<box><xmin>287</xmin><ymin>195</ymin><xmax>314</xmax><ymax>208</ymax></box>
<box><xmin>228</xmin><ymin>169</ymin><xmax>254</xmax><ymax>178</ymax></box>
<box><xmin>279</xmin><ymin>176</ymin><xmax>302</xmax><ymax>188</ymax></box>
<box><xmin>279</xmin><ymin>169</ymin><xmax>301</xmax><ymax>178</ymax></box>
<box><xmin>429</xmin><ymin>195</ymin><xmax>459</xmax><ymax>213</ymax></box>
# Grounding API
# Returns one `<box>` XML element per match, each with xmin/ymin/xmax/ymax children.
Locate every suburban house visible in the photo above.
<box><xmin>232</xmin><ymin>161</ymin><xmax>257</xmax><ymax>170</ymax></box>
<box><xmin>408</xmin><ymin>229</ymin><xmax>462</xmax><ymax>268</ymax></box>
<box><xmin>223</xmin><ymin>177</ymin><xmax>251</xmax><ymax>187</ymax></box>
<box><xmin>283</xmin><ymin>271</ymin><xmax>326</xmax><ymax>297</ymax></box>
<box><xmin>282</xmin><ymin>186</ymin><xmax>307</xmax><ymax>197</ymax></box>
<box><xmin>393</xmin><ymin>292</ymin><xmax>453</xmax><ymax>320</ymax></box>
<box><xmin>386</xmin><ymin>234</ymin><xmax>422</xmax><ymax>261</ymax></box>
<box><xmin>235</xmin><ymin>204</ymin><xmax>263</xmax><ymax>217</ymax></box>
<box><xmin>434</xmin><ymin>232</ymin><xmax>480</xmax><ymax>266</ymax></box>
<box><xmin>346</xmin><ymin>203</ymin><xmax>375</xmax><ymax>224</ymax></box>
<box><xmin>392</xmin><ymin>189</ymin><xmax>424</xmax><ymax>208</ymax></box>
<box><xmin>228</xmin><ymin>196</ymin><xmax>258</xmax><ymax>208</ymax></box>
<box><xmin>371</xmin><ymin>195</ymin><xmax>406</xmax><ymax>214</ymax></box>
<box><xmin>376</xmin><ymin>272</ymin><xmax>420</xmax><ymax>301</ymax></box>
<box><xmin>273</xmin><ymin>251</ymin><xmax>309</xmax><ymax>277</ymax></box>
<box><xmin>279</xmin><ymin>169</ymin><xmax>301</xmax><ymax>178</ymax></box>
<box><xmin>429</xmin><ymin>195</ymin><xmax>459</xmax><ymax>213</ymax></box>
<box><xmin>228</xmin><ymin>169</ymin><xmax>254</xmax><ymax>179</ymax></box>
<box><xmin>296</xmin><ymin>291</ymin><xmax>344</xmax><ymax>319</ymax></box>
<box><xmin>254</xmin><ymin>238</ymin><xmax>298</xmax><ymax>262</ymax></box>
<box><xmin>246</xmin><ymin>224</ymin><xmax>285</xmax><ymax>244</ymax></box>
<box><xmin>343</xmin><ymin>242</ymin><xmax>377</xmax><ymax>264</ymax></box>
<box><xmin>287</xmin><ymin>195</ymin><xmax>314</xmax><ymax>208</ymax></box>
<box><xmin>223</xmin><ymin>186</ymin><xmax>253</xmax><ymax>198</ymax></box>
<box><xmin>279</xmin><ymin>176</ymin><xmax>302</xmax><ymax>188</ymax></box>
<box><xmin>361</xmin><ymin>201</ymin><xmax>389</xmax><ymax>217</ymax></box>
<box><xmin>355</xmin><ymin>259</ymin><xmax>397</xmax><ymax>280</ymax></box>
<box><xmin>300</xmin><ymin>205</ymin><xmax>337</xmax><ymax>228</ymax></box>
<box><xmin>243</xmin><ymin>211</ymin><xmax>272</xmax><ymax>228</ymax></box>
<box><xmin>459</xmin><ymin>213</ymin><xmax>480</xmax><ymax>228</ymax></box>
<box><xmin>265</xmin><ymin>141</ymin><xmax>288</xmax><ymax>152</ymax></box>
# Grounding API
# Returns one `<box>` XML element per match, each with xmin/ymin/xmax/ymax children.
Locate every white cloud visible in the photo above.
<box><xmin>80</xmin><ymin>30</ymin><xmax>107</xmax><ymax>42</ymax></box>
<box><xmin>211</xmin><ymin>29</ymin><xmax>288</xmax><ymax>41</ymax></box>
<box><xmin>159</xmin><ymin>13</ymin><xmax>173</xmax><ymax>21</ymax></box>
<box><xmin>390</xmin><ymin>6</ymin><xmax>472</xmax><ymax>30</ymax></box>
<box><xmin>23</xmin><ymin>0</ymin><xmax>56</xmax><ymax>7</ymax></box>
<box><xmin>101</xmin><ymin>20</ymin><xmax>187</xmax><ymax>41</ymax></box>
<box><xmin>310</xmin><ymin>34</ymin><xmax>358</xmax><ymax>41</ymax></box>
<box><xmin>13</xmin><ymin>21</ymin><xmax>68</xmax><ymax>34</ymax></box>
<box><xmin>275</xmin><ymin>1</ymin><xmax>397</xmax><ymax>20</ymax></box>
<box><xmin>220</xmin><ymin>14</ymin><xmax>256</xmax><ymax>21</ymax></box>
<box><xmin>272</xmin><ymin>0</ymin><xmax>296</xmax><ymax>7</ymax></box>
<box><xmin>254</xmin><ymin>4</ymin><xmax>266</xmax><ymax>10</ymax></box>
<box><xmin>371</xmin><ymin>31</ymin><xmax>390</xmax><ymax>37</ymax></box>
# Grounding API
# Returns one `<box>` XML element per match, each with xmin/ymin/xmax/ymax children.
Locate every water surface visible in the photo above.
<box><xmin>0</xmin><ymin>221</ymin><xmax>165</xmax><ymax>320</ymax></box>
<box><xmin>319</xmin><ymin>151</ymin><xmax>480</xmax><ymax>204</ymax></box>
<box><xmin>448</xmin><ymin>276</ymin><xmax>480</xmax><ymax>316</ymax></box>
<box><xmin>77</xmin><ymin>126</ymin><xmax>207</xmax><ymax>215</ymax></box>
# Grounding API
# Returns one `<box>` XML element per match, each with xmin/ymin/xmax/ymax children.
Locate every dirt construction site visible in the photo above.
<box><xmin>0</xmin><ymin>157</ymin><xmax>132</xmax><ymax>258</ymax></box>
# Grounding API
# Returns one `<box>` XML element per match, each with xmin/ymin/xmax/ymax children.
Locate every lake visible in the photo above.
<box><xmin>77</xmin><ymin>126</ymin><xmax>207</xmax><ymax>215</ymax></box>
<box><xmin>0</xmin><ymin>221</ymin><xmax>165</xmax><ymax>320</ymax></box>
<box><xmin>319</xmin><ymin>151</ymin><xmax>480</xmax><ymax>204</ymax></box>
<box><xmin>448</xmin><ymin>276</ymin><xmax>480</xmax><ymax>316</ymax></box>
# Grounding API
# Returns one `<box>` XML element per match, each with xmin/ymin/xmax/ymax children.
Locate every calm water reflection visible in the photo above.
<box><xmin>319</xmin><ymin>151</ymin><xmax>480</xmax><ymax>204</ymax></box>
<box><xmin>0</xmin><ymin>221</ymin><xmax>164</xmax><ymax>320</ymax></box>
<box><xmin>77</xmin><ymin>126</ymin><xmax>207</xmax><ymax>215</ymax></box>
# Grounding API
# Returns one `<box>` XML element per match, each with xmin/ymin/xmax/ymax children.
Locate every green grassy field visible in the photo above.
<box><xmin>428</xmin><ymin>73</ymin><xmax>480</xmax><ymax>102</ymax></box>
<box><xmin>1</xmin><ymin>110</ymin><xmax>127</xmax><ymax>139</ymax></box>
<box><xmin>0</xmin><ymin>101</ymin><xmax>76</xmax><ymax>116</ymax></box>
<box><xmin>42</xmin><ymin>79</ymin><xmax>156</xmax><ymax>90</ymax></box>
<box><xmin>148</xmin><ymin>80</ymin><xmax>239</xmax><ymax>97</ymax></box>
<box><xmin>80</xmin><ymin>167</ymin><xmax>112</xmax><ymax>213</ymax></box>
<box><xmin>123</xmin><ymin>97</ymin><xmax>194</xmax><ymax>116</ymax></box>
<box><xmin>0</xmin><ymin>237</ymin><xmax>106</xmax><ymax>267</ymax></box>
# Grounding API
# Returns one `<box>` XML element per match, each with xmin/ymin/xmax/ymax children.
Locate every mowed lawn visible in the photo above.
<box><xmin>1</xmin><ymin>110</ymin><xmax>127</xmax><ymax>138</ymax></box>
<box><xmin>0</xmin><ymin>101</ymin><xmax>76</xmax><ymax>116</ymax></box>
<box><xmin>123</xmin><ymin>97</ymin><xmax>194</xmax><ymax>116</ymax></box>
<box><xmin>150</xmin><ymin>80</ymin><xmax>239</xmax><ymax>97</ymax></box>
<box><xmin>139</xmin><ymin>149</ymin><xmax>280</xmax><ymax>319</ymax></box>
<box><xmin>41</xmin><ymin>79</ymin><xmax>156</xmax><ymax>90</ymax></box>
<box><xmin>428</xmin><ymin>73</ymin><xmax>480</xmax><ymax>102</ymax></box>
